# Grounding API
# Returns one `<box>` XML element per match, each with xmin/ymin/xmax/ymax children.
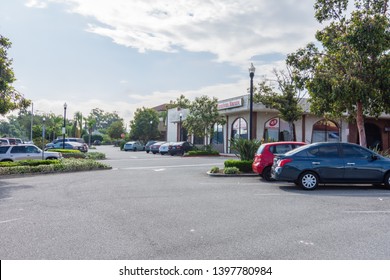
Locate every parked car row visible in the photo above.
<box><xmin>128</xmin><ymin>140</ymin><xmax>194</xmax><ymax>156</ymax></box>
<box><xmin>45</xmin><ymin>138</ymin><xmax>88</xmax><ymax>153</ymax></box>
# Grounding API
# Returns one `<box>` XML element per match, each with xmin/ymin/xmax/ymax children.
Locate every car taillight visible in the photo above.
<box><xmin>278</xmin><ymin>158</ymin><xmax>292</xmax><ymax>167</ymax></box>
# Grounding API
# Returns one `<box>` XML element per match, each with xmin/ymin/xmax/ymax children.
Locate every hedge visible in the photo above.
<box><xmin>224</xmin><ymin>159</ymin><xmax>253</xmax><ymax>173</ymax></box>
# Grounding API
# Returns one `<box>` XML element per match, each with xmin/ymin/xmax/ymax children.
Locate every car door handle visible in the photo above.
<box><xmin>312</xmin><ymin>162</ymin><xmax>320</xmax><ymax>165</ymax></box>
<box><xmin>347</xmin><ymin>162</ymin><xmax>355</xmax><ymax>166</ymax></box>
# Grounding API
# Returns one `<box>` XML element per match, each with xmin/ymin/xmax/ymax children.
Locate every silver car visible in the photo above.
<box><xmin>0</xmin><ymin>144</ymin><xmax>62</xmax><ymax>161</ymax></box>
<box><xmin>123</xmin><ymin>141</ymin><xmax>145</xmax><ymax>151</ymax></box>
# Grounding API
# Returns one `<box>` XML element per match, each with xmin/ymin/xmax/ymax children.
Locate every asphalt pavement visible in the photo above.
<box><xmin>1</xmin><ymin>145</ymin><xmax>390</xmax><ymax>259</ymax></box>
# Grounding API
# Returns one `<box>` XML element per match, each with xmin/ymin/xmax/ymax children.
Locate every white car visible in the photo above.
<box><xmin>159</xmin><ymin>142</ymin><xmax>172</xmax><ymax>155</ymax></box>
<box><xmin>0</xmin><ymin>144</ymin><xmax>62</xmax><ymax>161</ymax></box>
<box><xmin>123</xmin><ymin>141</ymin><xmax>145</xmax><ymax>151</ymax></box>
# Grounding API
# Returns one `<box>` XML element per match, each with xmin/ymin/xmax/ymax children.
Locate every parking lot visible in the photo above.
<box><xmin>1</xmin><ymin>145</ymin><xmax>390</xmax><ymax>259</ymax></box>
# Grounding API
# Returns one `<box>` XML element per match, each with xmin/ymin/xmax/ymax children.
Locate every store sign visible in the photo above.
<box><xmin>265</xmin><ymin>118</ymin><xmax>279</xmax><ymax>128</ymax></box>
<box><xmin>218</xmin><ymin>98</ymin><xmax>243</xmax><ymax>110</ymax></box>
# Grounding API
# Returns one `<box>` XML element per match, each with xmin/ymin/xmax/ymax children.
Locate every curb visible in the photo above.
<box><xmin>207</xmin><ymin>171</ymin><xmax>259</xmax><ymax>177</ymax></box>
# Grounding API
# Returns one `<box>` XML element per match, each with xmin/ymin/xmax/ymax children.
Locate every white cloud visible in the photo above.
<box><xmin>43</xmin><ymin>0</ymin><xmax>319</xmax><ymax>66</ymax></box>
<box><xmin>25</xmin><ymin>0</ymin><xmax>48</xmax><ymax>8</ymax></box>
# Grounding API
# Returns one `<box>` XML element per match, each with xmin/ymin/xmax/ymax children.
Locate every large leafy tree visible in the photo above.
<box><xmin>129</xmin><ymin>107</ymin><xmax>160</xmax><ymax>142</ymax></box>
<box><xmin>0</xmin><ymin>35</ymin><xmax>30</xmax><ymax>115</ymax></box>
<box><xmin>184</xmin><ymin>95</ymin><xmax>225</xmax><ymax>144</ymax></box>
<box><xmin>107</xmin><ymin>120</ymin><xmax>125</xmax><ymax>140</ymax></box>
<box><xmin>288</xmin><ymin>0</ymin><xmax>389</xmax><ymax>147</ymax></box>
<box><xmin>253</xmin><ymin>68</ymin><xmax>305</xmax><ymax>141</ymax></box>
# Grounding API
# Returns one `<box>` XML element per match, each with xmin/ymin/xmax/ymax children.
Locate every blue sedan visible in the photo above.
<box><xmin>271</xmin><ymin>142</ymin><xmax>390</xmax><ymax>190</ymax></box>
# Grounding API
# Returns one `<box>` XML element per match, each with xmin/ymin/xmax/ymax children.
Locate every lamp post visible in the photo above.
<box><xmin>150</xmin><ymin>120</ymin><xmax>153</xmax><ymax>140</ymax></box>
<box><xmin>249</xmin><ymin>63</ymin><xmax>256</xmax><ymax>140</ymax></box>
<box><xmin>30</xmin><ymin>102</ymin><xmax>34</xmax><ymax>143</ymax></box>
<box><xmin>42</xmin><ymin>117</ymin><xmax>46</xmax><ymax>160</ymax></box>
<box><xmin>62</xmin><ymin>102</ymin><xmax>67</xmax><ymax>149</ymax></box>
<box><xmin>179</xmin><ymin>113</ymin><xmax>183</xmax><ymax>141</ymax></box>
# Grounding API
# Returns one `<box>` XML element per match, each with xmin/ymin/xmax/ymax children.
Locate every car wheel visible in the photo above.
<box><xmin>262</xmin><ymin>166</ymin><xmax>273</xmax><ymax>181</ymax></box>
<box><xmin>133</xmin><ymin>148</ymin><xmax>137</xmax><ymax>152</ymax></box>
<box><xmin>146</xmin><ymin>151</ymin><xmax>150</xmax><ymax>153</ymax></box>
<box><xmin>384</xmin><ymin>173</ymin><xmax>390</xmax><ymax>189</ymax></box>
<box><xmin>299</xmin><ymin>171</ymin><xmax>319</xmax><ymax>190</ymax></box>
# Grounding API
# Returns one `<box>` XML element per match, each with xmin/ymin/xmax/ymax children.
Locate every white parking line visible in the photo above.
<box><xmin>0</xmin><ymin>218</ymin><xmax>22</xmax><ymax>224</ymax></box>
<box><xmin>121</xmin><ymin>163</ymin><xmax>223</xmax><ymax>170</ymax></box>
<box><xmin>344</xmin><ymin>210</ymin><xmax>390</xmax><ymax>214</ymax></box>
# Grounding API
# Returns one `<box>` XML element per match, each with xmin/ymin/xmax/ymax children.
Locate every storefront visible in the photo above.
<box><xmin>166</xmin><ymin>94</ymin><xmax>390</xmax><ymax>153</ymax></box>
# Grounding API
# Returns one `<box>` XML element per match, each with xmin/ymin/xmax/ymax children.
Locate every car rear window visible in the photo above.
<box><xmin>0</xmin><ymin>146</ymin><xmax>9</xmax><ymax>153</ymax></box>
<box><xmin>256</xmin><ymin>144</ymin><xmax>265</xmax><ymax>154</ymax></box>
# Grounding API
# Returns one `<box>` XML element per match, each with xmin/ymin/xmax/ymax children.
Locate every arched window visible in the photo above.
<box><xmin>231</xmin><ymin>118</ymin><xmax>247</xmax><ymax>139</ymax></box>
<box><xmin>312</xmin><ymin>120</ymin><xmax>339</xmax><ymax>142</ymax></box>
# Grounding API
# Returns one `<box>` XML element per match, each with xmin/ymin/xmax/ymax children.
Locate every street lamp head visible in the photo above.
<box><xmin>179</xmin><ymin>112</ymin><xmax>183</xmax><ymax>118</ymax></box>
<box><xmin>64</xmin><ymin>102</ymin><xmax>67</xmax><ymax>110</ymax></box>
<box><xmin>249</xmin><ymin>63</ymin><xmax>256</xmax><ymax>76</ymax></box>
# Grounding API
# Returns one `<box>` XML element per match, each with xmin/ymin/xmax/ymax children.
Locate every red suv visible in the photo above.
<box><xmin>252</xmin><ymin>141</ymin><xmax>306</xmax><ymax>181</ymax></box>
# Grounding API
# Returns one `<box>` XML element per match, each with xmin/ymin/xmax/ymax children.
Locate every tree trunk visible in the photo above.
<box><xmin>288</xmin><ymin>121</ymin><xmax>295</xmax><ymax>141</ymax></box>
<box><xmin>356</xmin><ymin>101</ymin><xmax>367</xmax><ymax>147</ymax></box>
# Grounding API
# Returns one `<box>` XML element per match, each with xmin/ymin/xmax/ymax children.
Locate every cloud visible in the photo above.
<box><xmin>25</xmin><ymin>0</ymin><xmax>48</xmax><ymax>8</ymax></box>
<box><xmin>43</xmin><ymin>0</ymin><xmax>319</xmax><ymax>66</ymax></box>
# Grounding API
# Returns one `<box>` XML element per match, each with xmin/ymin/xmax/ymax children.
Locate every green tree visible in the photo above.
<box><xmin>288</xmin><ymin>0</ymin><xmax>389</xmax><ymax>147</ymax></box>
<box><xmin>253</xmin><ymin>68</ymin><xmax>304</xmax><ymax>141</ymax></box>
<box><xmin>166</xmin><ymin>94</ymin><xmax>191</xmax><ymax>109</ymax></box>
<box><xmin>0</xmin><ymin>35</ymin><xmax>30</xmax><ymax>115</ymax></box>
<box><xmin>184</xmin><ymin>95</ymin><xmax>225</xmax><ymax>144</ymax></box>
<box><xmin>129</xmin><ymin>107</ymin><xmax>160</xmax><ymax>142</ymax></box>
<box><xmin>107</xmin><ymin>120</ymin><xmax>125</xmax><ymax>140</ymax></box>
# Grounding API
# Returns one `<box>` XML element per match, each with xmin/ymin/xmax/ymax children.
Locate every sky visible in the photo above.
<box><xmin>0</xmin><ymin>0</ymin><xmax>321</xmax><ymax>125</ymax></box>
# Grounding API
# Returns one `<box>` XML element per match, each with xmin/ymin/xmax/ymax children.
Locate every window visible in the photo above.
<box><xmin>312</xmin><ymin>120</ymin><xmax>340</xmax><ymax>142</ymax></box>
<box><xmin>264</xmin><ymin>117</ymin><xmax>294</xmax><ymax>141</ymax></box>
<box><xmin>231</xmin><ymin>118</ymin><xmax>247</xmax><ymax>139</ymax></box>
<box><xmin>342</xmin><ymin>145</ymin><xmax>372</xmax><ymax>158</ymax></box>
<box><xmin>307</xmin><ymin>145</ymin><xmax>339</xmax><ymax>158</ymax></box>
<box><xmin>212</xmin><ymin>123</ymin><xmax>224</xmax><ymax>144</ymax></box>
<box><xmin>0</xmin><ymin>146</ymin><xmax>9</xmax><ymax>154</ymax></box>
<box><xmin>10</xmin><ymin>146</ymin><xmax>26</xmax><ymax>154</ymax></box>
<box><xmin>26</xmin><ymin>146</ymin><xmax>39</xmax><ymax>153</ymax></box>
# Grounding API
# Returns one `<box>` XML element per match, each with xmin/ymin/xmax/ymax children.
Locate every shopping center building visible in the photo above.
<box><xmin>166</xmin><ymin>94</ymin><xmax>390</xmax><ymax>153</ymax></box>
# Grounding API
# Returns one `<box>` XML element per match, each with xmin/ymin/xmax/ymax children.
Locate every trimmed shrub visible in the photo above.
<box><xmin>224</xmin><ymin>159</ymin><xmax>253</xmax><ymax>173</ymax></box>
<box><xmin>187</xmin><ymin>150</ymin><xmax>219</xmax><ymax>156</ymax></box>
<box><xmin>209</xmin><ymin>166</ymin><xmax>220</xmax><ymax>173</ymax></box>
<box><xmin>223</xmin><ymin>167</ymin><xmax>240</xmax><ymax>174</ymax></box>
<box><xmin>85</xmin><ymin>152</ymin><xmax>106</xmax><ymax>160</ymax></box>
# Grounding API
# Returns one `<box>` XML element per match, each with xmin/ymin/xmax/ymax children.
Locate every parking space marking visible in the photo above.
<box><xmin>121</xmin><ymin>163</ymin><xmax>223</xmax><ymax>170</ymax></box>
<box><xmin>0</xmin><ymin>218</ymin><xmax>22</xmax><ymax>224</ymax></box>
<box><xmin>344</xmin><ymin>210</ymin><xmax>390</xmax><ymax>214</ymax></box>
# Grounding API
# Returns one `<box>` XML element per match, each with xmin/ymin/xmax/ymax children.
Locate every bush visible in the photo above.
<box><xmin>0</xmin><ymin>158</ymin><xmax>111</xmax><ymax>176</ymax></box>
<box><xmin>230</xmin><ymin>138</ymin><xmax>261</xmax><ymax>161</ymax></box>
<box><xmin>223</xmin><ymin>167</ymin><xmax>240</xmax><ymax>174</ymax></box>
<box><xmin>209</xmin><ymin>166</ymin><xmax>220</xmax><ymax>173</ymax></box>
<box><xmin>85</xmin><ymin>152</ymin><xmax>106</xmax><ymax>160</ymax></box>
<box><xmin>224</xmin><ymin>159</ymin><xmax>253</xmax><ymax>173</ymax></box>
<box><xmin>187</xmin><ymin>150</ymin><xmax>219</xmax><ymax>156</ymax></box>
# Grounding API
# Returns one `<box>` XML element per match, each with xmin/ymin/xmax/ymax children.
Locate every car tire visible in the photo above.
<box><xmin>384</xmin><ymin>173</ymin><xmax>390</xmax><ymax>189</ymax></box>
<box><xmin>133</xmin><ymin>148</ymin><xmax>137</xmax><ymax>152</ymax></box>
<box><xmin>299</xmin><ymin>171</ymin><xmax>319</xmax><ymax>190</ymax></box>
<box><xmin>262</xmin><ymin>166</ymin><xmax>273</xmax><ymax>181</ymax></box>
